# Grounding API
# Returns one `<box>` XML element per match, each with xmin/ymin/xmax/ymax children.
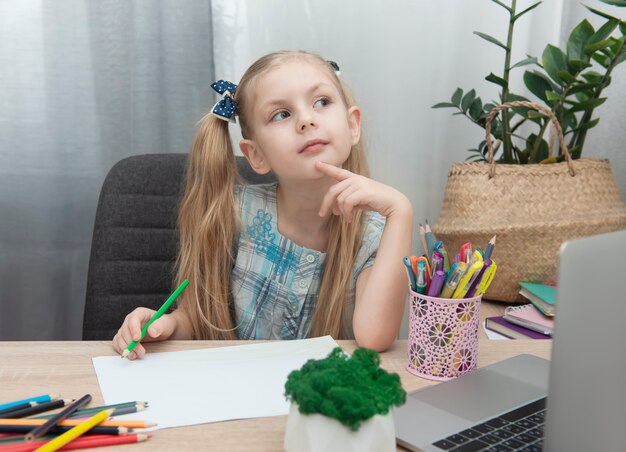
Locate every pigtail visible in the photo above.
<box><xmin>311</xmin><ymin>145</ymin><xmax>368</xmax><ymax>339</ymax></box>
<box><xmin>311</xmin><ymin>76</ymin><xmax>370</xmax><ymax>339</ymax></box>
<box><xmin>175</xmin><ymin>113</ymin><xmax>239</xmax><ymax>339</ymax></box>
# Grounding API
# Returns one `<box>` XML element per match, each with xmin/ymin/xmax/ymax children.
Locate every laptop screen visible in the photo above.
<box><xmin>544</xmin><ymin>228</ymin><xmax>626</xmax><ymax>451</ymax></box>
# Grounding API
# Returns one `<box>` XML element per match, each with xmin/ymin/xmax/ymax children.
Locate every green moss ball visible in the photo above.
<box><xmin>284</xmin><ymin>347</ymin><xmax>406</xmax><ymax>431</ymax></box>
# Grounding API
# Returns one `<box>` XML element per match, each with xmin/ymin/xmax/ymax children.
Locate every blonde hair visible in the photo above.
<box><xmin>176</xmin><ymin>50</ymin><xmax>370</xmax><ymax>340</ymax></box>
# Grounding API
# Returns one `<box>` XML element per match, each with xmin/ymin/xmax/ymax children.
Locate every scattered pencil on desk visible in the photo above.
<box><xmin>35</xmin><ymin>401</ymin><xmax>147</xmax><ymax>420</ymax></box>
<box><xmin>0</xmin><ymin>402</ymin><xmax>40</xmax><ymax>418</ymax></box>
<box><xmin>0</xmin><ymin>395</ymin><xmax>60</xmax><ymax>413</ymax></box>
<box><xmin>0</xmin><ymin>424</ymin><xmax>131</xmax><ymax>436</ymax></box>
<box><xmin>0</xmin><ymin>434</ymin><xmax>150</xmax><ymax>452</ymax></box>
<box><xmin>122</xmin><ymin>279</ymin><xmax>190</xmax><ymax>359</ymax></box>
<box><xmin>0</xmin><ymin>418</ymin><xmax>154</xmax><ymax>429</ymax></box>
<box><xmin>25</xmin><ymin>394</ymin><xmax>92</xmax><ymax>442</ymax></box>
<box><xmin>70</xmin><ymin>401</ymin><xmax>147</xmax><ymax>419</ymax></box>
<box><xmin>2</xmin><ymin>400</ymin><xmax>71</xmax><ymax>419</ymax></box>
<box><xmin>71</xmin><ymin>402</ymin><xmax>146</xmax><ymax>419</ymax></box>
<box><xmin>33</xmin><ymin>408</ymin><xmax>113</xmax><ymax>452</ymax></box>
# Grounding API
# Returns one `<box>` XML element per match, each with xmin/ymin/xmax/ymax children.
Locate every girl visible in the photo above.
<box><xmin>113</xmin><ymin>50</ymin><xmax>413</xmax><ymax>359</ymax></box>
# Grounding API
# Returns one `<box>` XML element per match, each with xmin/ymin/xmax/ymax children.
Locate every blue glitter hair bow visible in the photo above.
<box><xmin>211</xmin><ymin>80</ymin><xmax>238</xmax><ymax>123</ymax></box>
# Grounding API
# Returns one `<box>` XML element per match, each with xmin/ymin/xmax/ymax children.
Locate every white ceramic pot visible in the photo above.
<box><xmin>283</xmin><ymin>402</ymin><xmax>396</xmax><ymax>452</ymax></box>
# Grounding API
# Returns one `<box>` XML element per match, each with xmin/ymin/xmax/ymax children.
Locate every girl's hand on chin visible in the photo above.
<box><xmin>315</xmin><ymin>161</ymin><xmax>412</xmax><ymax>222</ymax></box>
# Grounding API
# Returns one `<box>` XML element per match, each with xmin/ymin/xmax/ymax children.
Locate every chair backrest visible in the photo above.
<box><xmin>82</xmin><ymin>153</ymin><xmax>274</xmax><ymax>340</ymax></box>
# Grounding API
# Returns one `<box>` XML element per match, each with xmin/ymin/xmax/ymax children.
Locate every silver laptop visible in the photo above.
<box><xmin>394</xmin><ymin>228</ymin><xmax>626</xmax><ymax>452</ymax></box>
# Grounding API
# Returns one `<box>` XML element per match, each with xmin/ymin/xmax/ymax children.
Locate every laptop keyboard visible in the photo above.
<box><xmin>431</xmin><ymin>397</ymin><xmax>546</xmax><ymax>451</ymax></box>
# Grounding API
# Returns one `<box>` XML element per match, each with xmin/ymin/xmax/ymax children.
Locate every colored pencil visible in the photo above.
<box><xmin>33</xmin><ymin>409</ymin><xmax>112</xmax><ymax>452</ymax></box>
<box><xmin>0</xmin><ymin>425</ymin><xmax>129</xmax><ymax>436</ymax></box>
<box><xmin>122</xmin><ymin>279</ymin><xmax>189</xmax><ymax>358</ymax></box>
<box><xmin>25</xmin><ymin>395</ymin><xmax>92</xmax><ymax>442</ymax></box>
<box><xmin>0</xmin><ymin>434</ymin><xmax>149</xmax><ymax>452</ymax></box>
<box><xmin>418</xmin><ymin>223</ymin><xmax>428</xmax><ymax>256</ymax></box>
<box><xmin>36</xmin><ymin>402</ymin><xmax>147</xmax><ymax>420</ymax></box>
<box><xmin>0</xmin><ymin>396</ymin><xmax>59</xmax><ymax>412</ymax></box>
<box><xmin>0</xmin><ymin>419</ymin><xmax>154</xmax><ymax>429</ymax></box>
<box><xmin>70</xmin><ymin>401</ymin><xmax>147</xmax><ymax>418</ymax></box>
<box><xmin>76</xmin><ymin>401</ymin><xmax>147</xmax><ymax>412</ymax></box>
<box><xmin>0</xmin><ymin>403</ymin><xmax>38</xmax><ymax>417</ymax></box>
<box><xmin>484</xmin><ymin>234</ymin><xmax>497</xmax><ymax>260</ymax></box>
<box><xmin>70</xmin><ymin>405</ymin><xmax>145</xmax><ymax>419</ymax></box>
<box><xmin>2</xmin><ymin>401</ymin><xmax>70</xmax><ymax>419</ymax></box>
<box><xmin>0</xmin><ymin>433</ymin><xmax>22</xmax><ymax>442</ymax></box>
<box><xmin>424</xmin><ymin>221</ymin><xmax>435</xmax><ymax>260</ymax></box>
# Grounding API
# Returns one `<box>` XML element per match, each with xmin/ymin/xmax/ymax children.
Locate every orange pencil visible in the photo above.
<box><xmin>0</xmin><ymin>433</ymin><xmax>149</xmax><ymax>452</ymax></box>
<box><xmin>0</xmin><ymin>418</ymin><xmax>154</xmax><ymax>429</ymax></box>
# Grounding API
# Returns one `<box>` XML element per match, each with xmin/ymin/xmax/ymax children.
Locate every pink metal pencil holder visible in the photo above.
<box><xmin>407</xmin><ymin>289</ymin><xmax>481</xmax><ymax>381</ymax></box>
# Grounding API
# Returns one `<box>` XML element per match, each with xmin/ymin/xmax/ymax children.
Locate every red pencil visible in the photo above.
<box><xmin>0</xmin><ymin>433</ymin><xmax>149</xmax><ymax>452</ymax></box>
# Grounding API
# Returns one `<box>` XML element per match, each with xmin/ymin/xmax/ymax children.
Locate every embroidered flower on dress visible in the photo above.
<box><xmin>247</xmin><ymin>209</ymin><xmax>296</xmax><ymax>275</ymax></box>
<box><xmin>248</xmin><ymin>210</ymin><xmax>275</xmax><ymax>244</ymax></box>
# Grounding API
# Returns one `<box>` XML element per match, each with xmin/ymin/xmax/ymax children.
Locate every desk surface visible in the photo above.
<box><xmin>1</xmin><ymin>338</ymin><xmax>550</xmax><ymax>451</ymax></box>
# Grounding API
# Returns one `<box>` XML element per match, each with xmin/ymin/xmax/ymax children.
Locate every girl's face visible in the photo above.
<box><xmin>239</xmin><ymin>60</ymin><xmax>361</xmax><ymax>181</ymax></box>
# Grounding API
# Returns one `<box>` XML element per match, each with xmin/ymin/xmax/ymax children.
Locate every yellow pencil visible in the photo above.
<box><xmin>34</xmin><ymin>408</ymin><xmax>112</xmax><ymax>452</ymax></box>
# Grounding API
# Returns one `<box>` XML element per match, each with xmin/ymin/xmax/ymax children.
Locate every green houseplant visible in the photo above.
<box><xmin>433</xmin><ymin>0</ymin><xmax>626</xmax><ymax>164</ymax></box>
<box><xmin>432</xmin><ymin>0</ymin><xmax>626</xmax><ymax>302</ymax></box>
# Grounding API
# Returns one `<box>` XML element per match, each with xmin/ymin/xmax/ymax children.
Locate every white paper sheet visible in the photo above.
<box><xmin>92</xmin><ymin>336</ymin><xmax>339</xmax><ymax>429</ymax></box>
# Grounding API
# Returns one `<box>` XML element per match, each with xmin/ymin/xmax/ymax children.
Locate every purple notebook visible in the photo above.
<box><xmin>485</xmin><ymin>315</ymin><xmax>551</xmax><ymax>340</ymax></box>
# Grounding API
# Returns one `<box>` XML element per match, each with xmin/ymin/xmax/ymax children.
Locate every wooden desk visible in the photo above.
<box><xmin>0</xmin><ymin>339</ymin><xmax>550</xmax><ymax>451</ymax></box>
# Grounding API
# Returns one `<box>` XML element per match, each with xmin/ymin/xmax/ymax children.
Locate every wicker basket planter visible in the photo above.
<box><xmin>434</xmin><ymin>102</ymin><xmax>626</xmax><ymax>302</ymax></box>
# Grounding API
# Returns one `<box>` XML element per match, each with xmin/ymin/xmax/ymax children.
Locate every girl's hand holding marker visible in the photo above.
<box><xmin>403</xmin><ymin>226</ymin><xmax>497</xmax><ymax>298</ymax></box>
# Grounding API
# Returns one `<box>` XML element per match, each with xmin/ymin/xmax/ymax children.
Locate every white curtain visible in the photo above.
<box><xmin>2</xmin><ymin>0</ymin><xmax>623</xmax><ymax>340</ymax></box>
<box><xmin>560</xmin><ymin>1</ymin><xmax>626</xmax><ymax>190</ymax></box>
<box><xmin>211</xmin><ymin>0</ymin><xmax>625</xmax><ymax>337</ymax></box>
<box><xmin>0</xmin><ymin>1</ymin><xmax>214</xmax><ymax>340</ymax></box>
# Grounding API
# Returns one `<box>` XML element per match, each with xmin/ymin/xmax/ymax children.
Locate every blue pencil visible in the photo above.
<box><xmin>0</xmin><ymin>394</ymin><xmax>59</xmax><ymax>412</ymax></box>
<box><xmin>484</xmin><ymin>235</ymin><xmax>497</xmax><ymax>260</ymax></box>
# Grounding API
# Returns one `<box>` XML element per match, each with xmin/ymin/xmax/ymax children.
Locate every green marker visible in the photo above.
<box><xmin>122</xmin><ymin>279</ymin><xmax>190</xmax><ymax>359</ymax></box>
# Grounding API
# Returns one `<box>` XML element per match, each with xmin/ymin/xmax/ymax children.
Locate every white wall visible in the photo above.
<box><xmin>211</xmin><ymin>0</ymin><xmax>626</xmax><ymax>337</ymax></box>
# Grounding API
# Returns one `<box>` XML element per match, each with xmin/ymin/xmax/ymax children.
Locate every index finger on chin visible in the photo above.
<box><xmin>315</xmin><ymin>161</ymin><xmax>352</xmax><ymax>181</ymax></box>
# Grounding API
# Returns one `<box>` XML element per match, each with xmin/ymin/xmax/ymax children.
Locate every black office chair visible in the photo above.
<box><xmin>82</xmin><ymin>153</ymin><xmax>274</xmax><ymax>340</ymax></box>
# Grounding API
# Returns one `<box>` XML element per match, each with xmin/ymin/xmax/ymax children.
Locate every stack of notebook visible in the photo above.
<box><xmin>485</xmin><ymin>282</ymin><xmax>555</xmax><ymax>339</ymax></box>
